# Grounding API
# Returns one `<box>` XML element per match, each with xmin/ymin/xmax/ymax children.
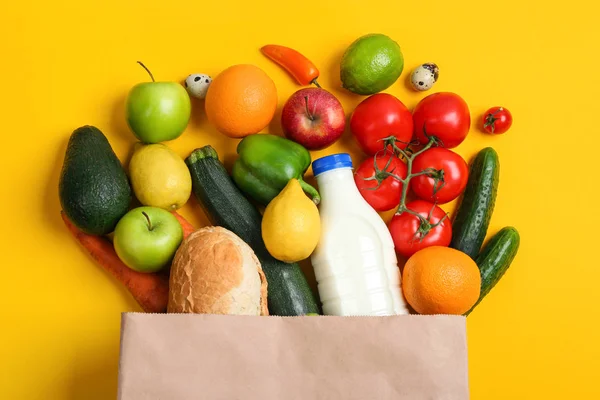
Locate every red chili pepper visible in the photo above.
<box><xmin>261</xmin><ymin>44</ymin><xmax>320</xmax><ymax>87</ymax></box>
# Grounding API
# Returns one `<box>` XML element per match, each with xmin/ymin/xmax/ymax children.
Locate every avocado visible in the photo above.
<box><xmin>59</xmin><ymin>126</ymin><xmax>132</xmax><ymax>235</ymax></box>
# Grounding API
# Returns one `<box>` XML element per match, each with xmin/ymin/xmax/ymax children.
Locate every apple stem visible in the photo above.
<box><xmin>304</xmin><ymin>96</ymin><xmax>314</xmax><ymax>121</ymax></box>
<box><xmin>137</xmin><ymin>61</ymin><xmax>155</xmax><ymax>82</ymax></box>
<box><xmin>142</xmin><ymin>211</ymin><xmax>154</xmax><ymax>231</ymax></box>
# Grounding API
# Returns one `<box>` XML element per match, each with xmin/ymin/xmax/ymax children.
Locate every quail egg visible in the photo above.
<box><xmin>184</xmin><ymin>73</ymin><xmax>212</xmax><ymax>99</ymax></box>
<box><xmin>410</xmin><ymin>63</ymin><xmax>439</xmax><ymax>91</ymax></box>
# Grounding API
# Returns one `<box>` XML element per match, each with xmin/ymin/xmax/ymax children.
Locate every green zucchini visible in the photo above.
<box><xmin>185</xmin><ymin>146</ymin><xmax>320</xmax><ymax>316</ymax></box>
<box><xmin>466</xmin><ymin>227</ymin><xmax>520</xmax><ymax>315</ymax></box>
<box><xmin>450</xmin><ymin>147</ymin><xmax>500</xmax><ymax>258</ymax></box>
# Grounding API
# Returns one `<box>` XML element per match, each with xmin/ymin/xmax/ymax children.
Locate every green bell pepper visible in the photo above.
<box><xmin>232</xmin><ymin>134</ymin><xmax>320</xmax><ymax>205</ymax></box>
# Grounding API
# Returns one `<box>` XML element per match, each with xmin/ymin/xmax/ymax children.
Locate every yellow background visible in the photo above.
<box><xmin>1</xmin><ymin>0</ymin><xmax>598</xmax><ymax>398</ymax></box>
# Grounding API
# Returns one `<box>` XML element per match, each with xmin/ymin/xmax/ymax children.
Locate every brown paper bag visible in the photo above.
<box><xmin>117</xmin><ymin>313</ymin><xmax>469</xmax><ymax>400</ymax></box>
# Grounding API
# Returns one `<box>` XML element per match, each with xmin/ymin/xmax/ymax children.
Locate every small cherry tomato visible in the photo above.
<box><xmin>482</xmin><ymin>106</ymin><xmax>513</xmax><ymax>134</ymax></box>
<box><xmin>411</xmin><ymin>148</ymin><xmax>469</xmax><ymax>204</ymax></box>
<box><xmin>354</xmin><ymin>152</ymin><xmax>407</xmax><ymax>212</ymax></box>
<box><xmin>388</xmin><ymin>200</ymin><xmax>452</xmax><ymax>258</ymax></box>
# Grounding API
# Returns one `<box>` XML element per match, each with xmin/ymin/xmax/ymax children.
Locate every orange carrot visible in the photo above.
<box><xmin>61</xmin><ymin>211</ymin><xmax>170</xmax><ymax>313</ymax></box>
<box><xmin>261</xmin><ymin>45</ymin><xmax>320</xmax><ymax>87</ymax></box>
<box><xmin>171</xmin><ymin>211</ymin><xmax>196</xmax><ymax>239</ymax></box>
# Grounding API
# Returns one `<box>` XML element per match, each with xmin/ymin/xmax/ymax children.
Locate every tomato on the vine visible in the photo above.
<box><xmin>482</xmin><ymin>106</ymin><xmax>512</xmax><ymax>134</ymax></box>
<box><xmin>388</xmin><ymin>200</ymin><xmax>452</xmax><ymax>258</ymax></box>
<box><xmin>354</xmin><ymin>152</ymin><xmax>407</xmax><ymax>212</ymax></box>
<box><xmin>411</xmin><ymin>147</ymin><xmax>468</xmax><ymax>204</ymax></box>
<box><xmin>412</xmin><ymin>92</ymin><xmax>471</xmax><ymax>149</ymax></box>
<box><xmin>350</xmin><ymin>93</ymin><xmax>414</xmax><ymax>156</ymax></box>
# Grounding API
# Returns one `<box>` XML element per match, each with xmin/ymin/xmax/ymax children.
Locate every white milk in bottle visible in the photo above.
<box><xmin>310</xmin><ymin>154</ymin><xmax>409</xmax><ymax>316</ymax></box>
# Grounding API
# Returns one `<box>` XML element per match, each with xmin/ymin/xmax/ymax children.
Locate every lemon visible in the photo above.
<box><xmin>129</xmin><ymin>143</ymin><xmax>192</xmax><ymax>211</ymax></box>
<box><xmin>262</xmin><ymin>179</ymin><xmax>321</xmax><ymax>263</ymax></box>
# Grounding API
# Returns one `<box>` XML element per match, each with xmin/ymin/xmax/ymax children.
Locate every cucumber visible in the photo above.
<box><xmin>450</xmin><ymin>147</ymin><xmax>499</xmax><ymax>258</ymax></box>
<box><xmin>185</xmin><ymin>146</ymin><xmax>320</xmax><ymax>316</ymax></box>
<box><xmin>466</xmin><ymin>227</ymin><xmax>520</xmax><ymax>315</ymax></box>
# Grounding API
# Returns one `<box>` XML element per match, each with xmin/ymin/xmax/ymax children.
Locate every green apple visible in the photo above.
<box><xmin>126</xmin><ymin>62</ymin><xmax>191</xmax><ymax>143</ymax></box>
<box><xmin>114</xmin><ymin>206</ymin><xmax>183</xmax><ymax>273</ymax></box>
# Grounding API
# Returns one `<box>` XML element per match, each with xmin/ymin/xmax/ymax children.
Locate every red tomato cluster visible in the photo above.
<box><xmin>351</xmin><ymin>91</ymin><xmax>482</xmax><ymax>257</ymax></box>
<box><xmin>349</xmin><ymin>93</ymin><xmax>413</xmax><ymax>155</ymax></box>
<box><xmin>411</xmin><ymin>148</ymin><xmax>468</xmax><ymax>204</ymax></box>
<box><xmin>388</xmin><ymin>200</ymin><xmax>452</xmax><ymax>258</ymax></box>
<box><xmin>354</xmin><ymin>152</ymin><xmax>407</xmax><ymax>212</ymax></box>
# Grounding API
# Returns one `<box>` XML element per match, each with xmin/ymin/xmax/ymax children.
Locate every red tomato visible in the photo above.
<box><xmin>350</xmin><ymin>93</ymin><xmax>414</xmax><ymax>155</ymax></box>
<box><xmin>412</xmin><ymin>92</ymin><xmax>471</xmax><ymax>149</ymax></box>
<box><xmin>354</xmin><ymin>153</ymin><xmax>407</xmax><ymax>212</ymax></box>
<box><xmin>388</xmin><ymin>200</ymin><xmax>452</xmax><ymax>258</ymax></box>
<box><xmin>411</xmin><ymin>148</ymin><xmax>468</xmax><ymax>204</ymax></box>
<box><xmin>482</xmin><ymin>106</ymin><xmax>513</xmax><ymax>134</ymax></box>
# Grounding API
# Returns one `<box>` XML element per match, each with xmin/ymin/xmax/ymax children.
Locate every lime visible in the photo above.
<box><xmin>340</xmin><ymin>34</ymin><xmax>404</xmax><ymax>95</ymax></box>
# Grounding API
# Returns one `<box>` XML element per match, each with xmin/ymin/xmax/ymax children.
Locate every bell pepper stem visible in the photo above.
<box><xmin>299</xmin><ymin>178</ymin><xmax>321</xmax><ymax>205</ymax></box>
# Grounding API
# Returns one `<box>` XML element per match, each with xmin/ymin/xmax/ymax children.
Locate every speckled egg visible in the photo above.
<box><xmin>410</xmin><ymin>63</ymin><xmax>439</xmax><ymax>91</ymax></box>
<box><xmin>184</xmin><ymin>73</ymin><xmax>212</xmax><ymax>99</ymax></box>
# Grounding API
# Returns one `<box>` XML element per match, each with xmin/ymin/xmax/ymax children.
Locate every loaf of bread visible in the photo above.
<box><xmin>167</xmin><ymin>226</ymin><xmax>268</xmax><ymax>315</ymax></box>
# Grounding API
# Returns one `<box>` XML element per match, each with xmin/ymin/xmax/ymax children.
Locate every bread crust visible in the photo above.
<box><xmin>168</xmin><ymin>226</ymin><xmax>268</xmax><ymax>315</ymax></box>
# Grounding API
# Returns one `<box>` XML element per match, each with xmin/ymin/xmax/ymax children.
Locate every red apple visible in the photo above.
<box><xmin>281</xmin><ymin>87</ymin><xmax>345</xmax><ymax>150</ymax></box>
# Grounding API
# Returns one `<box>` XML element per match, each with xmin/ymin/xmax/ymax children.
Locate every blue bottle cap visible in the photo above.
<box><xmin>312</xmin><ymin>153</ymin><xmax>353</xmax><ymax>176</ymax></box>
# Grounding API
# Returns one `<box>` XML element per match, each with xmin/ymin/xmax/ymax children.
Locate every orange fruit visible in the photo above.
<box><xmin>205</xmin><ymin>64</ymin><xmax>277</xmax><ymax>138</ymax></box>
<box><xmin>402</xmin><ymin>246</ymin><xmax>481</xmax><ymax>315</ymax></box>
